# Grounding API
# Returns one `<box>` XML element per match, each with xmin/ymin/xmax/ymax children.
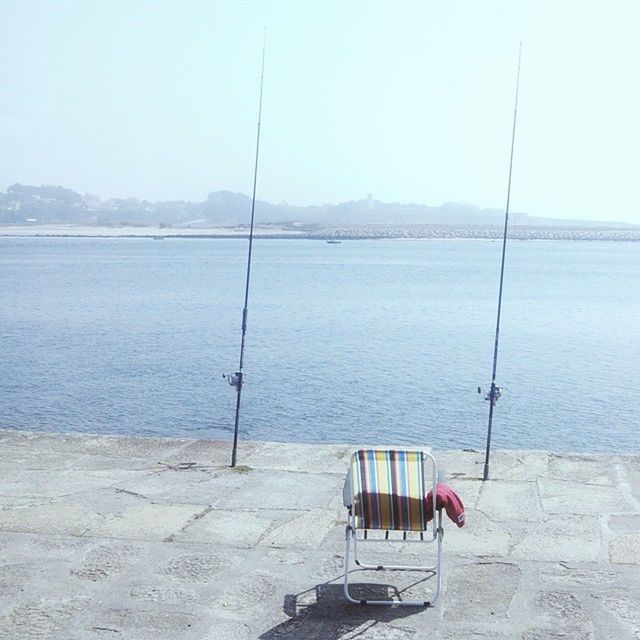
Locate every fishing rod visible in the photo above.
<box><xmin>225</xmin><ymin>31</ymin><xmax>266</xmax><ymax>468</ymax></box>
<box><xmin>479</xmin><ymin>44</ymin><xmax>522</xmax><ymax>482</ymax></box>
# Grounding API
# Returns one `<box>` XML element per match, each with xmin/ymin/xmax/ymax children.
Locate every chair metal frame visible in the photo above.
<box><xmin>343</xmin><ymin>449</ymin><xmax>444</xmax><ymax>607</ymax></box>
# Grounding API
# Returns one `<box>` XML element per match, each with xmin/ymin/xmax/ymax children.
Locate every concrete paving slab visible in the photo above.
<box><xmin>511</xmin><ymin>515</ymin><xmax>601</xmax><ymax>563</ymax></box>
<box><xmin>260</xmin><ymin>508</ymin><xmax>338</xmax><ymax>549</ymax></box>
<box><xmin>608</xmin><ymin>514</ymin><xmax>640</xmax><ymax>533</ymax></box>
<box><xmin>432</xmin><ymin>450</ymin><xmax>483</xmax><ymax>480</ymax></box>
<box><xmin>0</xmin><ymin>502</ymin><xmax>102</xmax><ymax>536</ymax></box>
<box><xmin>215</xmin><ymin>468</ymin><xmax>344</xmax><ymax>510</ymax></box>
<box><xmin>607</xmin><ymin>514</ymin><xmax>640</xmax><ymax>565</ymax></box>
<box><xmin>68</xmin><ymin>486</ymin><xmax>159</xmax><ymax>520</ymax></box>
<box><xmin>0</xmin><ymin>447</ymin><xmax>77</xmax><ymax>471</ymax></box>
<box><xmin>522</xmin><ymin>629</ymin><xmax>594</xmax><ymax>640</ymax></box>
<box><xmin>70</xmin><ymin>453</ymin><xmax>162</xmax><ymax>471</ymax></box>
<box><xmin>443</xmin><ymin>561</ymin><xmax>521</xmax><ymax>621</ymax></box>
<box><xmin>487</xmin><ymin>450</ymin><xmax>551</xmax><ymax>481</ymax></box>
<box><xmin>538</xmin><ymin>477</ymin><xmax>633</xmax><ymax>516</ymax></box>
<box><xmin>0</xmin><ymin>533</ymin><xmax>96</xmax><ymax>584</ymax></box>
<box><xmin>174</xmin><ymin>508</ymin><xmax>277</xmax><ymax>546</ymax></box>
<box><xmin>477</xmin><ymin>481</ymin><xmax>544</xmax><ymax>522</ymax></box>
<box><xmin>127</xmin><ymin>583</ymin><xmax>201</xmax><ymax>604</ymax></box>
<box><xmin>243</xmin><ymin>441</ymin><xmax>351</xmax><ymax>474</ymax></box>
<box><xmin>0</xmin><ymin>494</ymin><xmax>51</xmax><ymax>507</ymax></box>
<box><xmin>202</xmin><ymin>621</ymin><xmax>253</xmax><ymax>640</ymax></box>
<box><xmin>164</xmin><ymin>438</ymin><xmax>260</xmax><ymax>467</ymax></box>
<box><xmin>590</xmin><ymin>592</ymin><xmax>640</xmax><ymax>639</ymax></box>
<box><xmin>0</xmin><ymin>554</ymin><xmax>51</xmax><ymax>615</ymax></box>
<box><xmin>0</xmin><ymin>429</ymin><xmax>189</xmax><ymax>459</ymax></box>
<box><xmin>447</xmin><ymin>479</ymin><xmax>482</xmax><ymax>511</ymax></box>
<box><xmin>69</xmin><ymin>540</ymin><xmax>147</xmax><ymax>582</ymax></box>
<box><xmin>444</xmin><ymin>509</ymin><xmax>510</xmax><ymax>558</ymax></box>
<box><xmin>0</xmin><ymin>467</ymin><xmax>144</xmax><ymax>500</ymax></box>
<box><xmin>0</xmin><ymin>429</ymin><xmax>87</xmax><ymax>452</ymax></box>
<box><xmin>160</xmin><ymin>551</ymin><xmax>229</xmax><ymax>583</ymax></box>
<box><xmin>532</xmin><ymin>590</ymin><xmax>594</xmax><ymax>636</ymax></box>
<box><xmin>0</xmin><ymin>595</ymin><xmax>91</xmax><ymax>640</ymax></box>
<box><xmin>538</xmin><ymin>563</ymin><xmax>628</xmax><ymax>589</ymax></box>
<box><xmin>620</xmin><ymin>456</ymin><xmax>640</xmax><ymax>506</ymax></box>
<box><xmin>110</xmin><ymin>467</ymin><xmax>221</xmax><ymax>505</ymax></box>
<box><xmin>75</xmin><ymin>434</ymin><xmax>191</xmax><ymax>460</ymax></box>
<box><xmin>546</xmin><ymin>454</ymin><xmax>618</xmax><ymax>486</ymax></box>
<box><xmin>80</xmin><ymin>608</ymin><xmax>201</xmax><ymax>640</ymax></box>
<box><xmin>436</xmin><ymin>630</ymin><xmax>510</xmax><ymax>640</ymax></box>
<box><xmin>609</xmin><ymin>533</ymin><xmax>640</xmax><ymax>564</ymax></box>
<box><xmin>90</xmin><ymin>503</ymin><xmax>208</xmax><ymax>540</ymax></box>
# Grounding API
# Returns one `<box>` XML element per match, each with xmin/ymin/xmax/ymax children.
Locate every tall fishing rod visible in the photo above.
<box><xmin>480</xmin><ymin>44</ymin><xmax>522</xmax><ymax>482</ymax></box>
<box><xmin>225</xmin><ymin>31</ymin><xmax>266</xmax><ymax>468</ymax></box>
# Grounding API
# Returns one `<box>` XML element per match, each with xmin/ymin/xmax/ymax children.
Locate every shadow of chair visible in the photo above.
<box><xmin>258</xmin><ymin>574</ymin><xmax>435</xmax><ymax>640</ymax></box>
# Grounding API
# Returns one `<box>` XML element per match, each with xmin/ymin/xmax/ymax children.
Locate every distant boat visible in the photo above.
<box><xmin>326</xmin><ymin>240</ymin><xmax>342</xmax><ymax>244</ymax></box>
<box><xmin>153</xmin><ymin>236</ymin><xmax>165</xmax><ymax>240</ymax></box>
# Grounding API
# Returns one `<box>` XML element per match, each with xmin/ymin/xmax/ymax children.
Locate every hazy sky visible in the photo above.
<box><xmin>1</xmin><ymin>1</ymin><xmax>639</xmax><ymax>222</ymax></box>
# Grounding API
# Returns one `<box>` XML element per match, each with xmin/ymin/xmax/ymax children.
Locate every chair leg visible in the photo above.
<box><xmin>429</xmin><ymin>522</ymin><xmax>444</xmax><ymax>606</ymax></box>
<box><xmin>343</xmin><ymin>525</ymin><xmax>361</xmax><ymax>604</ymax></box>
<box><xmin>343</xmin><ymin>524</ymin><xmax>442</xmax><ymax>607</ymax></box>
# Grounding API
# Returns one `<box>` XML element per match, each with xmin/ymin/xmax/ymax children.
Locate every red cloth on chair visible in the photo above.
<box><xmin>424</xmin><ymin>483</ymin><xmax>465</xmax><ymax>527</ymax></box>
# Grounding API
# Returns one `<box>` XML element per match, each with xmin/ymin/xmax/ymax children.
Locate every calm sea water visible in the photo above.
<box><xmin>1</xmin><ymin>237</ymin><xmax>638</xmax><ymax>453</ymax></box>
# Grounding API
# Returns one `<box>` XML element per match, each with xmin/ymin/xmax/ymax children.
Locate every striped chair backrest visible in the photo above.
<box><xmin>351</xmin><ymin>449</ymin><xmax>427</xmax><ymax>531</ymax></box>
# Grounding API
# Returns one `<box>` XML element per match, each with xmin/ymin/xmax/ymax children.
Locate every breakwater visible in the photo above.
<box><xmin>0</xmin><ymin>429</ymin><xmax>638</xmax><ymax>638</ymax></box>
<box><xmin>313</xmin><ymin>225</ymin><xmax>640</xmax><ymax>241</ymax></box>
<box><xmin>2</xmin><ymin>223</ymin><xmax>640</xmax><ymax>241</ymax></box>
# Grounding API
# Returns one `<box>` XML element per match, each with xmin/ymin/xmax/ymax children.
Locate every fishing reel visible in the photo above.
<box><xmin>478</xmin><ymin>384</ymin><xmax>503</xmax><ymax>403</ymax></box>
<box><xmin>223</xmin><ymin>371</ymin><xmax>243</xmax><ymax>389</ymax></box>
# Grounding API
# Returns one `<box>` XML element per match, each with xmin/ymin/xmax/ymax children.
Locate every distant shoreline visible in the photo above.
<box><xmin>2</xmin><ymin>224</ymin><xmax>640</xmax><ymax>241</ymax></box>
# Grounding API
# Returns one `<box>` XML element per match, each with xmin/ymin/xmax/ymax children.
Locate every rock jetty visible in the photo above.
<box><xmin>0</xmin><ymin>429</ymin><xmax>638</xmax><ymax>639</ymax></box>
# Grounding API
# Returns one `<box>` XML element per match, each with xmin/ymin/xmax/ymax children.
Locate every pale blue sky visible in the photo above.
<box><xmin>1</xmin><ymin>1</ymin><xmax>638</xmax><ymax>222</ymax></box>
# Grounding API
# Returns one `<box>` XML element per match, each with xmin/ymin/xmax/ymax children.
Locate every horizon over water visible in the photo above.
<box><xmin>1</xmin><ymin>237</ymin><xmax>638</xmax><ymax>453</ymax></box>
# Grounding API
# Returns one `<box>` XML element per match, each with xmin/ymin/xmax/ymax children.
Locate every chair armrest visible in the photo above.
<box><xmin>342</xmin><ymin>468</ymin><xmax>353</xmax><ymax>507</ymax></box>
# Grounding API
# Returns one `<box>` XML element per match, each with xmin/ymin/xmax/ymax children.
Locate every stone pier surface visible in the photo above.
<box><xmin>0</xmin><ymin>430</ymin><xmax>638</xmax><ymax>640</ymax></box>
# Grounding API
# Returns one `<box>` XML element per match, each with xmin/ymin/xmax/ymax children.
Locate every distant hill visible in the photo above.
<box><xmin>0</xmin><ymin>183</ymin><xmax>635</xmax><ymax>228</ymax></box>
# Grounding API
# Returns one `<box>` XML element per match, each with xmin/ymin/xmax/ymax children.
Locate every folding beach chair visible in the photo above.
<box><xmin>343</xmin><ymin>449</ymin><xmax>444</xmax><ymax>606</ymax></box>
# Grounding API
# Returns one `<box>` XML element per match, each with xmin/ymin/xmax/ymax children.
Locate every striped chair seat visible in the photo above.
<box><xmin>351</xmin><ymin>449</ymin><xmax>426</xmax><ymax>531</ymax></box>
